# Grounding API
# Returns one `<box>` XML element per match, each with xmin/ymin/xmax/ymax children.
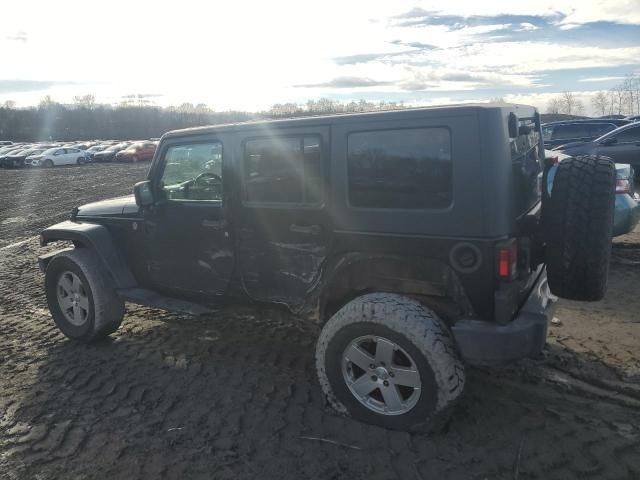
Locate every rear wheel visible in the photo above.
<box><xmin>316</xmin><ymin>293</ymin><xmax>465</xmax><ymax>432</ymax></box>
<box><xmin>544</xmin><ymin>155</ymin><xmax>616</xmax><ymax>301</ymax></box>
<box><xmin>45</xmin><ymin>249</ymin><xmax>125</xmax><ymax>342</ymax></box>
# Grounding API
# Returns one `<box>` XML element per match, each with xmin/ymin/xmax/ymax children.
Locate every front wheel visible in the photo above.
<box><xmin>77</xmin><ymin>157</ymin><xmax>86</xmax><ymax>165</ymax></box>
<box><xmin>316</xmin><ymin>293</ymin><xmax>465</xmax><ymax>432</ymax></box>
<box><xmin>45</xmin><ymin>249</ymin><xmax>125</xmax><ymax>342</ymax></box>
<box><xmin>43</xmin><ymin>159</ymin><xmax>54</xmax><ymax>167</ymax></box>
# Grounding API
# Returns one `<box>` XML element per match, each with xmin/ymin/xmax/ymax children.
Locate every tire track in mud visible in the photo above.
<box><xmin>1</xmin><ymin>166</ymin><xmax>640</xmax><ymax>479</ymax></box>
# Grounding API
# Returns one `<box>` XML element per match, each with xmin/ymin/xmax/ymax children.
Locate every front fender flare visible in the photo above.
<box><xmin>39</xmin><ymin>220</ymin><xmax>137</xmax><ymax>288</ymax></box>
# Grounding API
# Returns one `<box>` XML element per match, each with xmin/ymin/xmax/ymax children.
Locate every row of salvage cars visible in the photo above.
<box><xmin>543</xmin><ymin>116</ymin><xmax>640</xmax><ymax>237</ymax></box>
<box><xmin>0</xmin><ymin>140</ymin><xmax>157</xmax><ymax>168</ymax></box>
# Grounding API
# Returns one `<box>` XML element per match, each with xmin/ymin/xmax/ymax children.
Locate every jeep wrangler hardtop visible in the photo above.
<box><xmin>39</xmin><ymin>104</ymin><xmax>616</xmax><ymax>431</ymax></box>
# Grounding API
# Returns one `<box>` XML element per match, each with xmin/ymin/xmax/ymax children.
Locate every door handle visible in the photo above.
<box><xmin>290</xmin><ymin>223</ymin><xmax>321</xmax><ymax>235</ymax></box>
<box><xmin>202</xmin><ymin>219</ymin><xmax>226</xmax><ymax>229</ymax></box>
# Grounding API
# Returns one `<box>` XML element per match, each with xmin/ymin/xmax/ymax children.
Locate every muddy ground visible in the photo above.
<box><xmin>1</xmin><ymin>163</ymin><xmax>639</xmax><ymax>479</ymax></box>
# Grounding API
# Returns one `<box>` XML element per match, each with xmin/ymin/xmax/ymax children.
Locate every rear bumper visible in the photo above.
<box><xmin>452</xmin><ymin>269</ymin><xmax>556</xmax><ymax>365</ymax></box>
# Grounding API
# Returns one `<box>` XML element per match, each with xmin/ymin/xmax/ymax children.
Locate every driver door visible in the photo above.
<box><xmin>143</xmin><ymin>138</ymin><xmax>234</xmax><ymax>299</ymax></box>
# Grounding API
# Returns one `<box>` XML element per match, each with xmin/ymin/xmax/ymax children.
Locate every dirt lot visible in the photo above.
<box><xmin>1</xmin><ymin>163</ymin><xmax>639</xmax><ymax>479</ymax></box>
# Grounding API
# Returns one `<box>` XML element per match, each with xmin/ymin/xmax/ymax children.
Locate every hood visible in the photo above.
<box><xmin>75</xmin><ymin>195</ymin><xmax>139</xmax><ymax>218</ymax></box>
<box><xmin>552</xmin><ymin>140</ymin><xmax>595</xmax><ymax>152</ymax></box>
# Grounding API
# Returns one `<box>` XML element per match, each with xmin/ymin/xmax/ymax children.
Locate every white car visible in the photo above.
<box><xmin>26</xmin><ymin>147</ymin><xmax>87</xmax><ymax>167</ymax></box>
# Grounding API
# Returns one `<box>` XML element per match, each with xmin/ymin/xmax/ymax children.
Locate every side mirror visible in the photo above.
<box><xmin>134</xmin><ymin>180</ymin><xmax>154</xmax><ymax>207</ymax></box>
<box><xmin>601</xmin><ymin>136</ymin><xmax>617</xmax><ymax>146</ymax></box>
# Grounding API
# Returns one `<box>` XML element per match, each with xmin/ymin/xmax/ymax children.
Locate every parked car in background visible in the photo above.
<box><xmin>625</xmin><ymin>115</ymin><xmax>640</xmax><ymax>122</ymax></box>
<box><xmin>0</xmin><ymin>146</ymin><xmax>30</xmax><ymax>164</ymax></box>
<box><xmin>0</xmin><ymin>140</ymin><xmax>13</xmax><ymax>146</ymax></box>
<box><xmin>553</xmin><ymin>122</ymin><xmax>640</xmax><ymax>177</ymax></box>
<box><xmin>26</xmin><ymin>147</ymin><xmax>87</xmax><ymax>167</ymax></box>
<box><xmin>546</xmin><ymin>150</ymin><xmax>640</xmax><ymax>237</ymax></box>
<box><xmin>92</xmin><ymin>142</ymin><xmax>131</xmax><ymax>162</ymax></box>
<box><xmin>542</xmin><ymin>119</ymin><xmax>630</xmax><ymax>148</ymax></box>
<box><xmin>84</xmin><ymin>144</ymin><xmax>110</xmax><ymax>161</ymax></box>
<box><xmin>114</xmin><ymin>141</ymin><xmax>156</xmax><ymax>162</ymax></box>
<box><xmin>1</xmin><ymin>146</ymin><xmax>49</xmax><ymax>168</ymax></box>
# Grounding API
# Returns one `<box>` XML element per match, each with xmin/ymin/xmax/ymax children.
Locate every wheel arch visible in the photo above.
<box><xmin>316</xmin><ymin>253</ymin><xmax>474</xmax><ymax>325</ymax></box>
<box><xmin>39</xmin><ymin>220</ymin><xmax>137</xmax><ymax>289</ymax></box>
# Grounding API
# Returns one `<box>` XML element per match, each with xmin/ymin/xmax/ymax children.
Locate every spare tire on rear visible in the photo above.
<box><xmin>544</xmin><ymin>155</ymin><xmax>616</xmax><ymax>301</ymax></box>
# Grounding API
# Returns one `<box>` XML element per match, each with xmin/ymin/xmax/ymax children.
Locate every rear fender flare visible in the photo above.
<box><xmin>39</xmin><ymin>221</ymin><xmax>136</xmax><ymax>288</ymax></box>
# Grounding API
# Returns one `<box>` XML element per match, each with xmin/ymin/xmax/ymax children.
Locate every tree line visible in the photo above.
<box><xmin>0</xmin><ymin>96</ymin><xmax>408</xmax><ymax>142</ymax></box>
<box><xmin>546</xmin><ymin>73</ymin><xmax>640</xmax><ymax>117</ymax></box>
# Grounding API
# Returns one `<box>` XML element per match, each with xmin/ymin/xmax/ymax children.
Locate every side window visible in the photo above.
<box><xmin>542</xmin><ymin>125</ymin><xmax>553</xmax><ymax>141</ymax></box>
<box><xmin>615</xmin><ymin>126</ymin><xmax>640</xmax><ymax>143</ymax></box>
<box><xmin>243</xmin><ymin>135</ymin><xmax>322</xmax><ymax>205</ymax></box>
<box><xmin>159</xmin><ymin>142</ymin><xmax>223</xmax><ymax>201</ymax></box>
<box><xmin>347</xmin><ymin>128</ymin><xmax>452</xmax><ymax>209</ymax></box>
<box><xmin>552</xmin><ymin>124</ymin><xmax>588</xmax><ymax>140</ymax></box>
<box><xmin>589</xmin><ymin>123</ymin><xmax>615</xmax><ymax>138</ymax></box>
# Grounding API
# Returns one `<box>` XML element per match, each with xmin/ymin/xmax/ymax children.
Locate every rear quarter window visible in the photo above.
<box><xmin>347</xmin><ymin>127</ymin><xmax>452</xmax><ymax>209</ymax></box>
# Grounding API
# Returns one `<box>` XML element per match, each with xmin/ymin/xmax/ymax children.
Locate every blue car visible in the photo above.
<box><xmin>546</xmin><ymin>151</ymin><xmax>640</xmax><ymax>237</ymax></box>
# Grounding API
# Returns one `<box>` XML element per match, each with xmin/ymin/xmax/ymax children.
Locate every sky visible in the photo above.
<box><xmin>1</xmin><ymin>0</ymin><xmax>639</xmax><ymax>114</ymax></box>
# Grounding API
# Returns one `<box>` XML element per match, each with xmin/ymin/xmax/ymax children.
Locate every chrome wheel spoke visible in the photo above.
<box><xmin>344</xmin><ymin>344</ymin><xmax>374</xmax><ymax>371</ymax></box>
<box><xmin>381</xmin><ymin>385</ymin><xmax>404</xmax><ymax>411</ymax></box>
<box><xmin>77</xmin><ymin>295</ymin><xmax>89</xmax><ymax>311</ymax></box>
<box><xmin>59</xmin><ymin>295</ymin><xmax>74</xmax><ymax>310</ymax></box>
<box><xmin>73</xmin><ymin>305</ymin><xmax>84</xmax><ymax>324</ymax></box>
<box><xmin>391</xmin><ymin>367</ymin><xmax>420</xmax><ymax>388</ymax></box>
<box><xmin>59</xmin><ymin>275</ymin><xmax>74</xmax><ymax>294</ymax></box>
<box><xmin>350</xmin><ymin>375</ymin><xmax>377</xmax><ymax>398</ymax></box>
<box><xmin>71</xmin><ymin>275</ymin><xmax>81</xmax><ymax>293</ymax></box>
<box><xmin>374</xmin><ymin>338</ymin><xmax>395</xmax><ymax>366</ymax></box>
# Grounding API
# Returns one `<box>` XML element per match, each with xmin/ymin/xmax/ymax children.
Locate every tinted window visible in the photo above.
<box><xmin>542</xmin><ymin>125</ymin><xmax>553</xmax><ymax>141</ymax></box>
<box><xmin>589</xmin><ymin>123</ymin><xmax>616</xmax><ymax>137</ymax></box>
<box><xmin>615</xmin><ymin>126</ymin><xmax>640</xmax><ymax>143</ymax></box>
<box><xmin>347</xmin><ymin>128</ymin><xmax>452</xmax><ymax>209</ymax></box>
<box><xmin>160</xmin><ymin>142</ymin><xmax>223</xmax><ymax>201</ymax></box>
<box><xmin>552</xmin><ymin>123</ymin><xmax>589</xmax><ymax>140</ymax></box>
<box><xmin>244</xmin><ymin>136</ymin><xmax>322</xmax><ymax>204</ymax></box>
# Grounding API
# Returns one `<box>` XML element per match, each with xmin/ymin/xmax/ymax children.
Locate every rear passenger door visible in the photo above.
<box><xmin>234</xmin><ymin>127</ymin><xmax>330</xmax><ymax>307</ymax></box>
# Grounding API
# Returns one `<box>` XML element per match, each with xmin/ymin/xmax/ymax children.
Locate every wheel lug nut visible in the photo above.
<box><xmin>369</xmin><ymin>364</ymin><xmax>375</xmax><ymax>369</ymax></box>
<box><xmin>383</xmin><ymin>380</ymin><xmax>389</xmax><ymax>387</ymax></box>
<box><xmin>371</xmin><ymin>375</ymin><xmax>377</xmax><ymax>381</ymax></box>
<box><xmin>389</xmin><ymin>372</ymin><xmax>394</xmax><ymax>378</ymax></box>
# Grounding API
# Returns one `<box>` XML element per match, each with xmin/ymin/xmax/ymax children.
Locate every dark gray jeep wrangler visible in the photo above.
<box><xmin>39</xmin><ymin>104</ymin><xmax>616</xmax><ymax>431</ymax></box>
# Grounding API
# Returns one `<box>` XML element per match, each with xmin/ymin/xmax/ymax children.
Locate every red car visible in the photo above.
<box><xmin>114</xmin><ymin>142</ymin><xmax>157</xmax><ymax>162</ymax></box>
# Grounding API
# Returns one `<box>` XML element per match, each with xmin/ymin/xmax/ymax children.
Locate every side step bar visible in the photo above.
<box><xmin>116</xmin><ymin>288</ymin><xmax>214</xmax><ymax>315</ymax></box>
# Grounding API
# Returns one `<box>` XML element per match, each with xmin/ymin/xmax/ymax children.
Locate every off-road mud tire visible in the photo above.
<box><xmin>44</xmin><ymin>248</ymin><xmax>125</xmax><ymax>342</ymax></box>
<box><xmin>316</xmin><ymin>293</ymin><xmax>465</xmax><ymax>432</ymax></box>
<box><xmin>545</xmin><ymin>155</ymin><xmax>616</xmax><ymax>301</ymax></box>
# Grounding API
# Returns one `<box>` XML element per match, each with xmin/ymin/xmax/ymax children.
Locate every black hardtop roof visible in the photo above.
<box><xmin>162</xmin><ymin>103</ymin><xmax>536</xmax><ymax>139</ymax></box>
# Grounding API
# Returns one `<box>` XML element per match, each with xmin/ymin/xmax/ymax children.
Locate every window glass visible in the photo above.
<box><xmin>159</xmin><ymin>142</ymin><xmax>223</xmax><ymax>201</ymax></box>
<box><xmin>244</xmin><ymin>136</ymin><xmax>322</xmax><ymax>204</ymax></box>
<box><xmin>552</xmin><ymin>123</ymin><xmax>589</xmax><ymax>140</ymax></box>
<box><xmin>589</xmin><ymin>123</ymin><xmax>615</xmax><ymax>137</ymax></box>
<box><xmin>542</xmin><ymin>125</ymin><xmax>553</xmax><ymax>141</ymax></box>
<box><xmin>615</xmin><ymin>126</ymin><xmax>640</xmax><ymax>143</ymax></box>
<box><xmin>347</xmin><ymin>128</ymin><xmax>452</xmax><ymax>209</ymax></box>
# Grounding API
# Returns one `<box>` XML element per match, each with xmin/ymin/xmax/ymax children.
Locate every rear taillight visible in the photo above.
<box><xmin>616</xmin><ymin>178</ymin><xmax>630</xmax><ymax>194</ymax></box>
<box><xmin>497</xmin><ymin>239</ymin><xmax>518</xmax><ymax>280</ymax></box>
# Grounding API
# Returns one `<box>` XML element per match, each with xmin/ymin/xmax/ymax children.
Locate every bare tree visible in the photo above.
<box><xmin>2</xmin><ymin>100</ymin><xmax>16</xmax><ymax>109</ymax></box>
<box><xmin>38</xmin><ymin>95</ymin><xmax>57</xmax><ymax>109</ymax></box>
<box><xmin>560</xmin><ymin>91</ymin><xmax>584</xmax><ymax>115</ymax></box>
<box><xmin>591</xmin><ymin>91</ymin><xmax>608</xmax><ymax>116</ymax></box>
<box><xmin>546</xmin><ymin>97</ymin><xmax>562</xmax><ymax>114</ymax></box>
<box><xmin>73</xmin><ymin>94</ymin><xmax>96</xmax><ymax>109</ymax></box>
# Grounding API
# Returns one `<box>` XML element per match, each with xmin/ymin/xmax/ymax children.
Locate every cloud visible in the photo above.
<box><xmin>578</xmin><ymin>76</ymin><xmax>626</xmax><ymax>82</ymax></box>
<box><xmin>295</xmin><ymin>77</ymin><xmax>395</xmax><ymax>88</ymax></box>
<box><xmin>392</xmin><ymin>9</ymin><xmax>564</xmax><ymax>30</ymax></box>
<box><xmin>0</xmin><ymin>79</ymin><xmax>75</xmax><ymax>94</ymax></box>
<box><xmin>5</xmin><ymin>31</ymin><xmax>28</xmax><ymax>43</ymax></box>
<box><xmin>333</xmin><ymin>53</ymin><xmax>392</xmax><ymax>65</ymax></box>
